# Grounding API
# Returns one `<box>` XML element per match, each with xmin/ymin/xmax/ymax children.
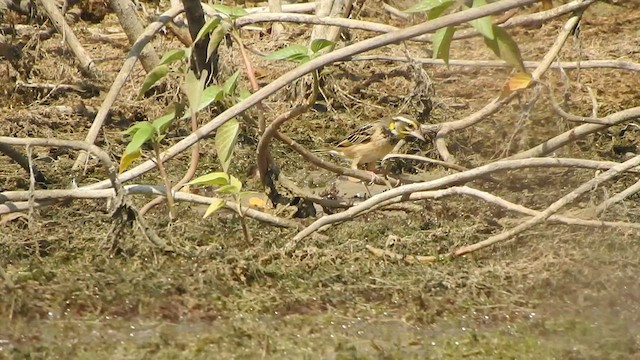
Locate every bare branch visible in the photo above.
<box><xmin>39</xmin><ymin>0</ymin><xmax>98</xmax><ymax>77</ymax></box>
<box><xmin>287</xmin><ymin>157</ymin><xmax>640</xmax><ymax>247</ymax></box>
<box><xmin>350</xmin><ymin>57</ymin><xmax>640</xmax><ymax>72</ymax></box>
<box><xmin>507</xmin><ymin>106</ymin><xmax>640</xmax><ymax>159</ymax></box>
<box><xmin>454</xmin><ymin>155</ymin><xmax>640</xmax><ymax>256</ymax></box>
<box><xmin>0</xmin><ymin>185</ymin><xmax>303</xmax><ymax>230</ymax></box>
<box><xmin>0</xmin><ymin>137</ymin><xmax>121</xmax><ymax>195</ymax></box>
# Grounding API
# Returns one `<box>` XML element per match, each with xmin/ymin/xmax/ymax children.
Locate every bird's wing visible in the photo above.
<box><xmin>335</xmin><ymin>122</ymin><xmax>377</xmax><ymax>148</ymax></box>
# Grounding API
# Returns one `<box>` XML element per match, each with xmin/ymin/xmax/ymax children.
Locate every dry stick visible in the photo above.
<box><xmin>286</xmin><ymin>157</ymin><xmax>640</xmax><ymax>247</ymax></box>
<box><xmin>257</xmin><ymin>70</ymin><xmax>319</xmax><ymax>183</ymax></box>
<box><xmin>206</xmin><ymin>2</ymin><xmax>317</xmax><ymax>15</ymax></box>
<box><xmin>506</xmin><ymin>106</ymin><xmax>640</xmax><ymax>160</ymax></box>
<box><xmin>382</xmin><ymin>153</ymin><xmax>469</xmax><ymax>172</ymax></box>
<box><xmin>0</xmin><ymin>186</ymin><xmax>303</xmax><ymax>230</ymax></box>
<box><xmin>109</xmin><ymin>0</ymin><xmax>160</xmax><ymax>73</ymax></box>
<box><xmin>38</xmin><ymin>0</ymin><xmax>98</xmax><ymax>77</ymax></box>
<box><xmin>546</xmin><ymin>85</ymin><xmax>613</xmax><ymax>125</ymax></box>
<box><xmin>268</xmin><ymin>0</ymin><xmax>285</xmax><ymax>37</ymax></box>
<box><xmin>0</xmin><ymin>137</ymin><xmax>121</xmax><ymax>194</ymax></box>
<box><xmin>71</xmin><ymin>5</ymin><xmax>183</xmax><ymax>171</ymax></box>
<box><xmin>78</xmin><ymin>0</ymin><xmax>535</xmax><ymax>193</ymax></box>
<box><xmin>594</xmin><ymin>179</ymin><xmax>640</xmax><ymax>217</ymax></box>
<box><xmin>435</xmin><ymin>11</ymin><xmax>586</xmax><ymax>163</ymax></box>
<box><xmin>453</xmin><ymin>155</ymin><xmax>640</xmax><ymax>257</ymax></box>
<box><xmin>350</xmin><ymin>57</ymin><xmax>640</xmax><ymax>72</ymax></box>
<box><xmin>370</xmin><ymin>186</ymin><xmax>640</xmax><ymax>230</ymax></box>
<box><xmin>230</xmin><ymin>0</ymin><xmax>595</xmax><ymax>44</ymax></box>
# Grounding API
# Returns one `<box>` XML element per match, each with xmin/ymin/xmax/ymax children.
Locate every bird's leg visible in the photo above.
<box><xmin>364</xmin><ymin>162</ymin><xmax>380</xmax><ymax>185</ymax></box>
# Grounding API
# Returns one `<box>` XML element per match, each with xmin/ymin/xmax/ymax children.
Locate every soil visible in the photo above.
<box><xmin>1</xmin><ymin>1</ymin><xmax>640</xmax><ymax>358</ymax></box>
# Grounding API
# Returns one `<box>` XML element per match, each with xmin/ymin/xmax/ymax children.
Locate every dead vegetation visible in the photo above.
<box><xmin>1</xmin><ymin>0</ymin><xmax>640</xmax><ymax>358</ymax></box>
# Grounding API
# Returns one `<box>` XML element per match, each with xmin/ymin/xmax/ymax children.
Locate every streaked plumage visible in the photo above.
<box><xmin>330</xmin><ymin>115</ymin><xmax>425</xmax><ymax>171</ymax></box>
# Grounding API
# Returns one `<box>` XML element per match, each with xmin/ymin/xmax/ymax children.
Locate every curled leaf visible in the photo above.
<box><xmin>432</xmin><ymin>26</ymin><xmax>455</xmax><ymax>64</ymax></box>
<box><xmin>159</xmin><ymin>48</ymin><xmax>187</xmax><ymax>66</ymax></box>
<box><xmin>203</xmin><ymin>198</ymin><xmax>226</xmax><ymax>218</ymax></box>
<box><xmin>310</xmin><ymin>39</ymin><xmax>335</xmax><ymax>54</ymax></box>
<box><xmin>194</xmin><ymin>17</ymin><xmax>221</xmax><ymax>44</ymax></box>
<box><xmin>188</xmin><ymin>172</ymin><xmax>230</xmax><ymax>186</ymax></box>
<box><xmin>215</xmin><ymin>118</ymin><xmax>240</xmax><ymax>173</ymax></box>
<box><xmin>138</xmin><ymin>65</ymin><xmax>168</xmax><ymax>99</ymax></box>
<box><xmin>263</xmin><ymin>44</ymin><xmax>309</xmax><ymax>62</ymax></box>
<box><xmin>483</xmin><ymin>25</ymin><xmax>526</xmax><ymax>73</ymax></box>
<box><xmin>508</xmin><ymin>72</ymin><xmax>533</xmax><ymax>91</ymax></box>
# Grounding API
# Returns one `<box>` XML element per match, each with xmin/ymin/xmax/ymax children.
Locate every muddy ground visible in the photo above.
<box><xmin>1</xmin><ymin>0</ymin><xmax>640</xmax><ymax>358</ymax></box>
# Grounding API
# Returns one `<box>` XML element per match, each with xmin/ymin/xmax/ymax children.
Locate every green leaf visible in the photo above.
<box><xmin>238</xmin><ymin>89</ymin><xmax>252</xmax><ymax>101</ymax></box>
<box><xmin>427</xmin><ymin>1</ymin><xmax>454</xmax><ymax>19</ymax></box>
<box><xmin>203</xmin><ymin>198</ymin><xmax>226</xmax><ymax>218</ymax></box>
<box><xmin>120</xmin><ymin>121</ymin><xmax>155</xmax><ymax>173</ymax></box>
<box><xmin>124</xmin><ymin>122</ymin><xmax>154</xmax><ymax>153</ymax></box>
<box><xmin>188</xmin><ymin>172</ymin><xmax>230</xmax><ymax>186</ymax></box>
<box><xmin>215</xmin><ymin>118</ymin><xmax>240</xmax><ymax>173</ymax></box>
<box><xmin>404</xmin><ymin>0</ymin><xmax>454</xmax><ymax>13</ymax></box>
<box><xmin>159</xmin><ymin>48</ymin><xmax>187</xmax><ymax>66</ymax></box>
<box><xmin>263</xmin><ymin>44</ymin><xmax>309</xmax><ymax>62</ymax></box>
<box><xmin>151</xmin><ymin>111</ymin><xmax>176</xmax><ymax>134</ymax></box>
<box><xmin>194</xmin><ymin>17</ymin><xmax>221</xmax><ymax>44</ymax></box>
<box><xmin>207</xmin><ymin>25</ymin><xmax>227</xmax><ymax>63</ymax></box>
<box><xmin>122</xmin><ymin>121</ymin><xmax>150</xmax><ymax>136</ymax></box>
<box><xmin>138</xmin><ymin>65</ymin><xmax>168</xmax><ymax>99</ymax></box>
<box><xmin>184</xmin><ymin>70</ymin><xmax>208</xmax><ymax>115</ymax></box>
<box><xmin>222</xmin><ymin>70</ymin><xmax>241</xmax><ymax>95</ymax></box>
<box><xmin>432</xmin><ymin>26</ymin><xmax>455</xmax><ymax>64</ymax></box>
<box><xmin>200</xmin><ymin>84</ymin><xmax>225</xmax><ymax>106</ymax></box>
<box><xmin>483</xmin><ymin>25</ymin><xmax>526</xmax><ymax>73</ymax></box>
<box><xmin>211</xmin><ymin>4</ymin><xmax>248</xmax><ymax>18</ymax></box>
<box><xmin>179</xmin><ymin>85</ymin><xmax>224</xmax><ymax>121</ymax></box>
<box><xmin>468</xmin><ymin>0</ymin><xmax>494</xmax><ymax>40</ymax></box>
<box><xmin>310</xmin><ymin>39</ymin><xmax>335</xmax><ymax>54</ymax></box>
<box><xmin>216</xmin><ymin>175</ymin><xmax>242</xmax><ymax>194</ymax></box>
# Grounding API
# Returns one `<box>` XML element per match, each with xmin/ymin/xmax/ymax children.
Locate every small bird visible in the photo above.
<box><xmin>329</xmin><ymin>115</ymin><xmax>425</xmax><ymax>179</ymax></box>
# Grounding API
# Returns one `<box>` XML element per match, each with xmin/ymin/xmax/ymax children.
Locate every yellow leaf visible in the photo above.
<box><xmin>118</xmin><ymin>148</ymin><xmax>141</xmax><ymax>173</ymax></box>
<box><xmin>540</xmin><ymin>0</ymin><xmax>553</xmax><ymax>10</ymax></box>
<box><xmin>248</xmin><ymin>197</ymin><xmax>268</xmax><ymax>209</ymax></box>
<box><xmin>508</xmin><ymin>72</ymin><xmax>533</xmax><ymax>91</ymax></box>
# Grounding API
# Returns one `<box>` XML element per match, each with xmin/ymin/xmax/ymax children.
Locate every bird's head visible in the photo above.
<box><xmin>388</xmin><ymin>115</ymin><xmax>425</xmax><ymax>141</ymax></box>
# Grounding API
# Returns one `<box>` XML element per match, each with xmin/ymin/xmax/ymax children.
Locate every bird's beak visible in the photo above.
<box><xmin>409</xmin><ymin>130</ymin><xmax>426</xmax><ymax>142</ymax></box>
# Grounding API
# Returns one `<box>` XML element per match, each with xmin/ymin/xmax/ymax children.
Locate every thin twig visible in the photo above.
<box><xmin>349</xmin><ymin>57</ymin><xmax>640</xmax><ymax>72</ymax></box>
<box><xmin>454</xmin><ymin>155</ymin><xmax>640</xmax><ymax>256</ymax></box>
<box><xmin>366</xmin><ymin>245</ymin><xmax>437</xmax><ymax>263</ymax></box>
<box><xmin>0</xmin><ymin>137</ymin><xmax>121</xmax><ymax>195</ymax></box>
<box><xmin>286</xmin><ymin>157</ymin><xmax>640</xmax><ymax>247</ymax></box>
<box><xmin>507</xmin><ymin>106</ymin><xmax>640</xmax><ymax>159</ymax></box>
<box><xmin>0</xmin><ymin>185</ymin><xmax>303</xmax><ymax>229</ymax></box>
